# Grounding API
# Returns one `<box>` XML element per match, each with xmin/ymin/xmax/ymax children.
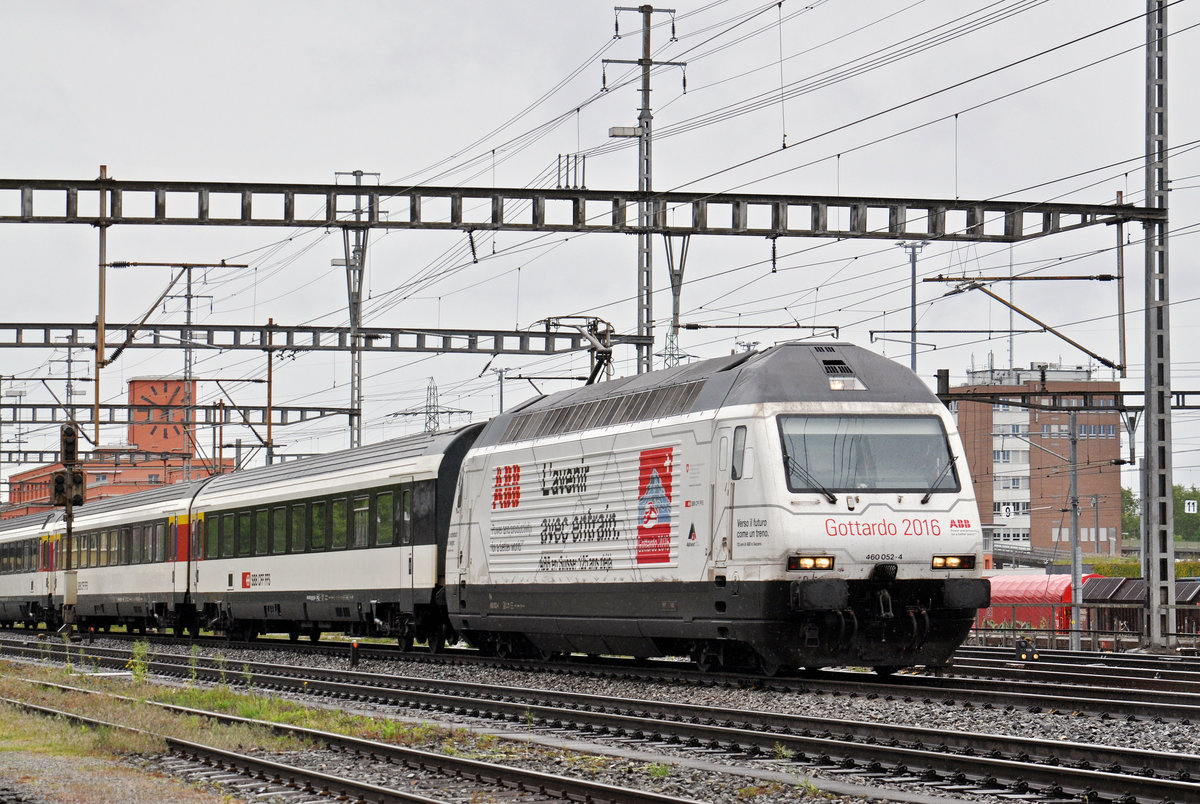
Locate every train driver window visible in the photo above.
<box><xmin>310</xmin><ymin>501</ymin><xmax>327</xmax><ymax>551</ymax></box>
<box><xmin>290</xmin><ymin>504</ymin><xmax>307</xmax><ymax>552</ymax></box>
<box><xmin>731</xmin><ymin>426</ymin><xmax>747</xmax><ymax>480</ymax></box>
<box><xmin>376</xmin><ymin>492</ymin><xmax>394</xmax><ymax>546</ymax></box>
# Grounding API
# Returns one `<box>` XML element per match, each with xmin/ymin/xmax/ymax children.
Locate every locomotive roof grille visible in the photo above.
<box><xmin>822</xmin><ymin>359</ymin><xmax>856</xmax><ymax>375</ymax></box>
<box><xmin>499</xmin><ymin>379</ymin><xmax>705</xmax><ymax>444</ymax></box>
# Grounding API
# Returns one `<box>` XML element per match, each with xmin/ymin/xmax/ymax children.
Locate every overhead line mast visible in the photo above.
<box><xmin>606</xmin><ymin>4</ymin><xmax>685</xmax><ymax>374</ymax></box>
<box><xmin>1142</xmin><ymin>0</ymin><xmax>1174</xmax><ymax>649</ymax></box>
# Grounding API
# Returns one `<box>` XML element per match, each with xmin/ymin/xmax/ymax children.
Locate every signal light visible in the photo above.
<box><xmin>1015</xmin><ymin>637</ymin><xmax>1040</xmax><ymax>662</ymax></box>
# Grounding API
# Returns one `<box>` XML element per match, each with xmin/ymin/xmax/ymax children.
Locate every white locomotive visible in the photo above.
<box><xmin>0</xmin><ymin>343</ymin><xmax>988</xmax><ymax>673</ymax></box>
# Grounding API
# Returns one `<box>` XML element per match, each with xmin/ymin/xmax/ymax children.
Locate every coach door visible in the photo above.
<box><xmin>395</xmin><ymin>481</ymin><xmax>414</xmax><ymax>609</ymax></box>
<box><xmin>712</xmin><ymin>428</ymin><xmax>733</xmax><ymax>567</ymax></box>
<box><xmin>712</xmin><ymin>424</ymin><xmax>753</xmax><ymax>570</ymax></box>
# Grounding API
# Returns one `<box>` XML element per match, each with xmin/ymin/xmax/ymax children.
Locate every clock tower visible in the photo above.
<box><xmin>128</xmin><ymin>377</ymin><xmax>196</xmax><ymax>454</ymax></box>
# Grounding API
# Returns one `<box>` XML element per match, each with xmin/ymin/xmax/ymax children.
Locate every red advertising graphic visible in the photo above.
<box><xmin>242</xmin><ymin>572</ymin><xmax>252</xmax><ymax>589</ymax></box>
<box><xmin>637</xmin><ymin>447</ymin><xmax>673</xmax><ymax>564</ymax></box>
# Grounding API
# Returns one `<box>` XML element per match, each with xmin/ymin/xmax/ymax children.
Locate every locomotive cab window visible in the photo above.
<box><xmin>778</xmin><ymin>415</ymin><xmax>959</xmax><ymax>494</ymax></box>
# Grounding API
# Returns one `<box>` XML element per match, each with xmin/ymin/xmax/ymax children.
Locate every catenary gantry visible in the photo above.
<box><xmin>0</xmin><ymin>179</ymin><xmax>1162</xmax><ymax>243</ymax></box>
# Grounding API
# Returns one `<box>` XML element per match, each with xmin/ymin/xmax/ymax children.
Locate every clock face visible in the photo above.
<box><xmin>133</xmin><ymin>381</ymin><xmax>192</xmax><ymax>451</ymax></box>
<box><xmin>139</xmin><ymin>382</ymin><xmax>185</xmax><ymax>437</ymax></box>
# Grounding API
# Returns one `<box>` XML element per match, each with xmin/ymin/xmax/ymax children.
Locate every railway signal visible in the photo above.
<box><xmin>60</xmin><ymin>423</ymin><xmax>79</xmax><ymax>464</ymax></box>
<box><xmin>51</xmin><ymin>470</ymin><xmax>69</xmax><ymax>506</ymax></box>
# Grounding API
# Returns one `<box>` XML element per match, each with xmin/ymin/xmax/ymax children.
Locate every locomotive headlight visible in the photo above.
<box><xmin>788</xmin><ymin>555</ymin><xmax>835</xmax><ymax>571</ymax></box>
<box><xmin>932</xmin><ymin>554</ymin><xmax>976</xmax><ymax>570</ymax></box>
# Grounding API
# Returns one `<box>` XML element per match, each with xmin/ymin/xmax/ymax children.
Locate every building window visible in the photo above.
<box><xmin>147</xmin><ymin>473</ymin><xmax>161</xmax><ymax>484</ymax></box>
<box><xmin>993</xmin><ymin>450</ymin><xmax>1011</xmax><ymax>464</ymax></box>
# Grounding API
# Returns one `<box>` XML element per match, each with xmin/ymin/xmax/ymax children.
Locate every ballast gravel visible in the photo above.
<box><xmin>11</xmin><ymin>635</ymin><xmax>1196</xmax><ymax>803</ymax></box>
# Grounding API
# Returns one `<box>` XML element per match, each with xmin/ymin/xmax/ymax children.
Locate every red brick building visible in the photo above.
<box><xmin>2</xmin><ymin>377</ymin><xmax>234</xmax><ymax>518</ymax></box>
<box><xmin>953</xmin><ymin>363</ymin><xmax>1123</xmax><ymax>556</ymax></box>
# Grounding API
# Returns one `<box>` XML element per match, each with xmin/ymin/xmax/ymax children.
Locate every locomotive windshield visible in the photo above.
<box><xmin>778</xmin><ymin>415</ymin><xmax>960</xmax><ymax>494</ymax></box>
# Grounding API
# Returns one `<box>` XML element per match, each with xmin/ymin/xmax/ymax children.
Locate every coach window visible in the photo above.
<box><xmin>331</xmin><ymin>497</ymin><xmax>348</xmax><ymax>550</ymax></box>
<box><xmin>208</xmin><ymin>516</ymin><xmax>218</xmax><ymax>558</ymax></box>
<box><xmin>352</xmin><ymin>495</ymin><xmax>370</xmax><ymax>549</ymax></box>
<box><xmin>220</xmin><ymin>514</ymin><xmax>234</xmax><ymax>558</ymax></box>
<box><xmin>731</xmin><ymin>426</ymin><xmax>747</xmax><ymax>480</ymax></box>
<box><xmin>310</xmin><ymin>501</ymin><xmax>327</xmax><ymax>551</ymax></box>
<box><xmin>237</xmin><ymin>512</ymin><xmax>252</xmax><ymax>556</ymax></box>
<box><xmin>130</xmin><ymin>525</ymin><xmax>143</xmax><ymax>564</ymax></box>
<box><xmin>89</xmin><ymin>532</ymin><xmax>99</xmax><ymax>567</ymax></box>
<box><xmin>413</xmin><ymin>481</ymin><xmax>435</xmax><ymax>543</ymax></box>
<box><xmin>254</xmin><ymin>509</ymin><xmax>268</xmax><ymax>555</ymax></box>
<box><xmin>376</xmin><ymin>491</ymin><xmax>394</xmax><ymax>546</ymax></box>
<box><xmin>156</xmin><ymin>523</ymin><xmax>169</xmax><ymax>563</ymax></box>
<box><xmin>290</xmin><ymin>503</ymin><xmax>307</xmax><ymax>553</ymax></box>
<box><xmin>399</xmin><ymin>488</ymin><xmax>412</xmax><ymax>545</ymax></box>
<box><xmin>96</xmin><ymin>532</ymin><xmax>107</xmax><ymax>567</ymax></box>
<box><xmin>118</xmin><ymin>527</ymin><xmax>129</xmax><ymax>565</ymax></box>
<box><xmin>203</xmin><ymin>517</ymin><xmax>217</xmax><ymax>559</ymax></box>
<box><xmin>272</xmin><ymin>507</ymin><xmax>287</xmax><ymax>554</ymax></box>
<box><xmin>191</xmin><ymin>517</ymin><xmax>202</xmax><ymax>561</ymax></box>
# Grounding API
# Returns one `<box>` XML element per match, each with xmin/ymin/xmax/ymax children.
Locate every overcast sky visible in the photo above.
<box><xmin>2</xmin><ymin>1</ymin><xmax>1199</xmax><ymax>493</ymax></box>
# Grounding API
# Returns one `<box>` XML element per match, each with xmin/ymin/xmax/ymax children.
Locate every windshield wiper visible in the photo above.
<box><xmin>782</xmin><ymin>449</ymin><xmax>837</xmax><ymax>504</ymax></box>
<box><xmin>920</xmin><ymin>455</ymin><xmax>957</xmax><ymax>505</ymax></box>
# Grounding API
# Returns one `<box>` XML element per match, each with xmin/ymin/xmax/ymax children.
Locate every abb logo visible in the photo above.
<box><xmin>492</xmin><ymin>464</ymin><xmax>521</xmax><ymax>510</ymax></box>
<box><xmin>949</xmin><ymin>519</ymin><xmax>973</xmax><ymax>529</ymax></box>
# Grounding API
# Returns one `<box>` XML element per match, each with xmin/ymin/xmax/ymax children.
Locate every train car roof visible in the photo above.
<box><xmin>0</xmin><ymin>423</ymin><xmax>484</xmax><ymax>538</ymax></box>
<box><xmin>477</xmin><ymin>342</ymin><xmax>940</xmax><ymax>447</ymax></box>
<box><xmin>201</xmin><ymin>422</ymin><xmax>483</xmax><ymax>495</ymax></box>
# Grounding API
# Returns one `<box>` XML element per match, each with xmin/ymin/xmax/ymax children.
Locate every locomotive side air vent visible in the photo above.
<box><xmin>821</xmin><ymin>359</ymin><xmax>855</xmax><ymax>375</ymax></box>
<box><xmin>813</xmin><ymin>345</ymin><xmax>836</xmax><ymax>353</ymax></box>
<box><xmin>500</xmin><ymin>379</ymin><xmax>704</xmax><ymax>444</ymax></box>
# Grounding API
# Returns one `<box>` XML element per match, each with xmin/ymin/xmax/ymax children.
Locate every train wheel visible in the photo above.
<box><xmin>398</xmin><ymin>632</ymin><xmax>414</xmax><ymax>652</ymax></box>
<box><xmin>288</xmin><ymin>629</ymin><xmax>300</xmax><ymax>642</ymax></box>
<box><xmin>692</xmin><ymin>644</ymin><xmax>721</xmax><ymax>673</ymax></box>
<box><xmin>308</xmin><ymin>630</ymin><xmax>322</xmax><ymax>643</ymax></box>
<box><xmin>428</xmin><ymin>626</ymin><xmax>447</xmax><ymax>655</ymax></box>
<box><xmin>756</xmin><ymin>654</ymin><xmax>784</xmax><ymax>677</ymax></box>
<box><xmin>873</xmin><ymin>665</ymin><xmax>899</xmax><ymax>677</ymax></box>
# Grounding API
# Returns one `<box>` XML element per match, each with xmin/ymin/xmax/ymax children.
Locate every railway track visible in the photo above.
<box><xmin>6</xmin><ymin>635</ymin><xmax>1199</xmax><ymax>802</ymax></box>
<box><xmin>8</xmin><ymin>628</ymin><xmax>1199</xmax><ymax>720</ymax></box>
<box><xmin>4</xmin><ymin>677</ymin><xmax>705</xmax><ymax>804</ymax></box>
